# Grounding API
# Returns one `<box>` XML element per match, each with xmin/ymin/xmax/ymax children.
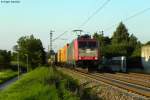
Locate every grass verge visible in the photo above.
<box><xmin>0</xmin><ymin>70</ymin><xmax>18</xmax><ymax>84</ymax></box>
<box><xmin>0</xmin><ymin>67</ymin><xmax>80</xmax><ymax>100</ymax></box>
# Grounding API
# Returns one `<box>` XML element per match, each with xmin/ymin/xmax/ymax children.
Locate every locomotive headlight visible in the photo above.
<box><xmin>79</xmin><ymin>56</ymin><xmax>81</xmax><ymax>60</ymax></box>
<box><xmin>95</xmin><ymin>57</ymin><xmax>98</xmax><ymax>60</ymax></box>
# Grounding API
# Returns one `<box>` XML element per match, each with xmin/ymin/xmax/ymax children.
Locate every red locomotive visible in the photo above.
<box><xmin>57</xmin><ymin>34</ymin><xmax>100</xmax><ymax>70</ymax></box>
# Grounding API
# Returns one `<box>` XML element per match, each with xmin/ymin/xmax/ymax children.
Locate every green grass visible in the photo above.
<box><xmin>0</xmin><ymin>70</ymin><xmax>18</xmax><ymax>84</ymax></box>
<box><xmin>0</xmin><ymin>67</ymin><xmax>80</xmax><ymax>100</ymax></box>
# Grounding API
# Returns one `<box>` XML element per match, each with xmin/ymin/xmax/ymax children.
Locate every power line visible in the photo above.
<box><xmin>124</xmin><ymin>7</ymin><xmax>150</xmax><ymax>22</ymax></box>
<box><xmin>52</xmin><ymin>31</ymin><xmax>68</xmax><ymax>42</ymax></box>
<box><xmin>52</xmin><ymin>0</ymin><xmax>111</xmax><ymax>42</ymax></box>
<box><xmin>104</xmin><ymin>7</ymin><xmax>150</xmax><ymax>32</ymax></box>
<box><xmin>80</xmin><ymin>0</ymin><xmax>111</xmax><ymax>28</ymax></box>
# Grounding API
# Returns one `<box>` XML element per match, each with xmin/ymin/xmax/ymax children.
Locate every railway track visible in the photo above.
<box><xmin>116</xmin><ymin>73</ymin><xmax>150</xmax><ymax>82</ymax></box>
<box><xmin>63</xmin><ymin>68</ymin><xmax>150</xmax><ymax>98</ymax></box>
<box><xmin>94</xmin><ymin>73</ymin><xmax>150</xmax><ymax>88</ymax></box>
<box><xmin>130</xmin><ymin>73</ymin><xmax>150</xmax><ymax>76</ymax></box>
<box><xmin>129</xmin><ymin>73</ymin><xmax>150</xmax><ymax>80</ymax></box>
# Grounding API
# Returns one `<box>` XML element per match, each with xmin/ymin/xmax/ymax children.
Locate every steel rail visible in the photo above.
<box><xmin>94</xmin><ymin>73</ymin><xmax>150</xmax><ymax>88</ymax></box>
<box><xmin>116</xmin><ymin>73</ymin><xmax>150</xmax><ymax>81</ymax></box>
<box><xmin>64</xmin><ymin>68</ymin><xmax>150</xmax><ymax>98</ymax></box>
<box><xmin>130</xmin><ymin>73</ymin><xmax>150</xmax><ymax>79</ymax></box>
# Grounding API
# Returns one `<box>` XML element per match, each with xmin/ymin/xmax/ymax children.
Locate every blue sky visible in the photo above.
<box><xmin>0</xmin><ymin>0</ymin><xmax>150</xmax><ymax>51</ymax></box>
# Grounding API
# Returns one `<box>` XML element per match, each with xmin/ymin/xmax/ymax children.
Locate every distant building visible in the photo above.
<box><xmin>141</xmin><ymin>45</ymin><xmax>150</xmax><ymax>73</ymax></box>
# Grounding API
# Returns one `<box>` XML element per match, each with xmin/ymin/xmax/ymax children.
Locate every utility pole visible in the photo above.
<box><xmin>27</xmin><ymin>54</ymin><xmax>28</xmax><ymax>72</ymax></box>
<box><xmin>17</xmin><ymin>48</ymin><xmax>20</xmax><ymax>80</ymax></box>
<box><xmin>98</xmin><ymin>30</ymin><xmax>104</xmax><ymax>35</ymax></box>
<box><xmin>25</xmin><ymin>54</ymin><xmax>29</xmax><ymax>72</ymax></box>
<box><xmin>48</xmin><ymin>45</ymin><xmax>50</xmax><ymax>53</ymax></box>
<box><xmin>101</xmin><ymin>30</ymin><xmax>104</xmax><ymax>35</ymax></box>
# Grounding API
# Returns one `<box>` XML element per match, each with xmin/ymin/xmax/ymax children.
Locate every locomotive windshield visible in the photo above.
<box><xmin>88</xmin><ymin>42</ymin><xmax>97</xmax><ymax>48</ymax></box>
<box><xmin>78</xmin><ymin>41</ymin><xmax>98</xmax><ymax>57</ymax></box>
<box><xmin>78</xmin><ymin>41</ymin><xmax>87</xmax><ymax>48</ymax></box>
<box><xmin>78</xmin><ymin>41</ymin><xmax>97</xmax><ymax>48</ymax></box>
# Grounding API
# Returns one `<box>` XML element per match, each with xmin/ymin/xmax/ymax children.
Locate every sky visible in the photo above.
<box><xmin>0</xmin><ymin>0</ymin><xmax>150</xmax><ymax>51</ymax></box>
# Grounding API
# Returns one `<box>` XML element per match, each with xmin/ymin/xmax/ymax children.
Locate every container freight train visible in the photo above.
<box><xmin>56</xmin><ymin>35</ymin><xmax>100</xmax><ymax>70</ymax></box>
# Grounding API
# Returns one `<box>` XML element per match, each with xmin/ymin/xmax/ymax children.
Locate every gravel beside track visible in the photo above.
<box><xmin>58</xmin><ymin>67</ymin><xmax>150</xmax><ymax>100</ymax></box>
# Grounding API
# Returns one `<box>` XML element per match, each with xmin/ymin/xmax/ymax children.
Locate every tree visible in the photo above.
<box><xmin>93</xmin><ymin>32</ymin><xmax>111</xmax><ymax>46</ymax></box>
<box><xmin>129</xmin><ymin>34</ymin><xmax>137</xmax><ymax>47</ymax></box>
<box><xmin>128</xmin><ymin>34</ymin><xmax>142</xmax><ymax>57</ymax></box>
<box><xmin>111</xmin><ymin>22</ymin><xmax>141</xmax><ymax>57</ymax></box>
<box><xmin>93</xmin><ymin>32</ymin><xmax>111</xmax><ymax>57</ymax></box>
<box><xmin>112</xmin><ymin>22</ymin><xmax>129</xmax><ymax>44</ymax></box>
<box><xmin>13</xmin><ymin>35</ymin><xmax>46</xmax><ymax>69</ymax></box>
<box><xmin>0</xmin><ymin>50</ymin><xmax>11</xmax><ymax>69</ymax></box>
<box><xmin>145</xmin><ymin>41</ymin><xmax>150</xmax><ymax>45</ymax></box>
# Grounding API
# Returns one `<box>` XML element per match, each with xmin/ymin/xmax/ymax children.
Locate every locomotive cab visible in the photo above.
<box><xmin>76</xmin><ymin>35</ymin><xmax>100</xmax><ymax>69</ymax></box>
<box><xmin>59</xmin><ymin>34</ymin><xmax>100</xmax><ymax>71</ymax></box>
<box><xmin>78</xmin><ymin>40</ymin><xmax>98</xmax><ymax>60</ymax></box>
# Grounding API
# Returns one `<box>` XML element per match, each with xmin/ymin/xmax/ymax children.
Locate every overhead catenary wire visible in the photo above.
<box><xmin>53</xmin><ymin>0</ymin><xmax>111</xmax><ymax>42</ymax></box>
<box><xmin>80</xmin><ymin>0</ymin><xmax>111</xmax><ymax>28</ymax></box>
<box><xmin>52</xmin><ymin>31</ymin><xmax>68</xmax><ymax>42</ymax></box>
<box><xmin>104</xmin><ymin>7</ymin><xmax>150</xmax><ymax>32</ymax></box>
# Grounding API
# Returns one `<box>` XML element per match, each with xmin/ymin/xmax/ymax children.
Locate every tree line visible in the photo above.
<box><xmin>0</xmin><ymin>22</ymin><xmax>150</xmax><ymax>70</ymax></box>
<box><xmin>93</xmin><ymin>22</ymin><xmax>148</xmax><ymax>58</ymax></box>
<box><xmin>0</xmin><ymin>35</ymin><xmax>46</xmax><ymax>70</ymax></box>
<box><xmin>0</xmin><ymin>50</ymin><xmax>11</xmax><ymax>69</ymax></box>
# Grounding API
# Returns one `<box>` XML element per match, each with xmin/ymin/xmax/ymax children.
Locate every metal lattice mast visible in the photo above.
<box><xmin>50</xmin><ymin>30</ymin><xmax>54</xmax><ymax>54</ymax></box>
